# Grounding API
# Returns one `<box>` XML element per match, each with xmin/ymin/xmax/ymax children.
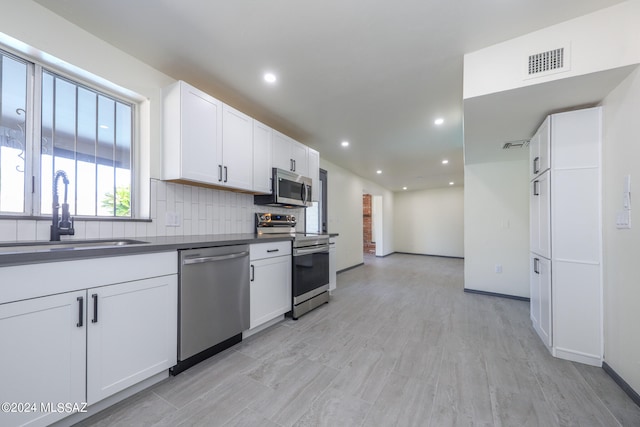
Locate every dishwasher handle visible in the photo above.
<box><xmin>183</xmin><ymin>251</ymin><xmax>249</xmax><ymax>265</ymax></box>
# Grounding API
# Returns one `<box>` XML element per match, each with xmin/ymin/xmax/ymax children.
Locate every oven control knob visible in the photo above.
<box><xmin>291</xmin><ymin>216</ymin><xmax>296</xmax><ymax>223</ymax></box>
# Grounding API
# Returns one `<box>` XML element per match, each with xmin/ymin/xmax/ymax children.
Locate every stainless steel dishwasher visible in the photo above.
<box><xmin>171</xmin><ymin>244</ymin><xmax>250</xmax><ymax>375</ymax></box>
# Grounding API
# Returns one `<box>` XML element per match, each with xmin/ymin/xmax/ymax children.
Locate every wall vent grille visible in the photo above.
<box><xmin>528</xmin><ymin>48</ymin><xmax>565</xmax><ymax>75</ymax></box>
<box><xmin>502</xmin><ymin>140</ymin><xmax>530</xmax><ymax>150</ymax></box>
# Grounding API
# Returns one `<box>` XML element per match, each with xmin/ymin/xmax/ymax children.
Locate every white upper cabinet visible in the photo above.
<box><xmin>221</xmin><ymin>104</ymin><xmax>253</xmax><ymax>191</ymax></box>
<box><xmin>529</xmin><ymin>115</ymin><xmax>550</xmax><ymax>181</ymax></box>
<box><xmin>163</xmin><ymin>81</ymin><xmax>223</xmax><ymax>184</ymax></box>
<box><xmin>253</xmin><ymin>120</ymin><xmax>273</xmax><ymax>194</ymax></box>
<box><xmin>164</xmin><ymin>80</ymin><xmax>321</xmax><ymax>194</ymax></box>
<box><xmin>273</xmin><ymin>130</ymin><xmax>308</xmax><ymax>177</ymax></box>
<box><xmin>308</xmin><ymin>148</ymin><xmax>320</xmax><ymax>202</ymax></box>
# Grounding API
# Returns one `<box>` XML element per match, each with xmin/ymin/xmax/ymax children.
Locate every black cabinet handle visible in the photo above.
<box><xmin>92</xmin><ymin>293</ymin><xmax>98</xmax><ymax>323</ymax></box>
<box><xmin>293</xmin><ymin>159</ymin><xmax>296</xmax><ymax>172</ymax></box>
<box><xmin>533</xmin><ymin>156</ymin><xmax>540</xmax><ymax>174</ymax></box>
<box><xmin>534</xmin><ymin>258</ymin><xmax>540</xmax><ymax>274</ymax></box>
<box><xmin>290</xmin><ymin>159</ymin><xmax>294</xmax><ymax>171</ymax></box>
<box><xmin>266</xmin><ymin>249</ymin><xmax>280</xmax><ymax>253</ymax></box>
<box><xmin>218</xmin><ymin>165</ymin><xmax>223</xmax><ymax>182</ymax></box>
<box><xmin>533</xmin><ymin>180</ymin><xmax>540</xmax><ymax>196</ymax></box>
<box><xmin>250</xmin><ymin>264</ymin><xmax>255</xmax><ymax>282</ymax></box>
<box><xmin>76</xmin><ymin>296</ymin><xmax>84</xmax><ymax>327</ymax></box>
<box><xmin>224</xmin><ymin>166</ymin><xmax>228</xmax><ymax>183</ymax></box>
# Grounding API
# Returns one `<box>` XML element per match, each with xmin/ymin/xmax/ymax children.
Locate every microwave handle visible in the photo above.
<box><xmin>301</xmin><ymin>183</ymin><xmax>307</xmax><ymax>204</ymax></box>
<box><xmin>306</xmin><ymin>185</ymin><xmax>312</xmax><ymax>204</ymax></box>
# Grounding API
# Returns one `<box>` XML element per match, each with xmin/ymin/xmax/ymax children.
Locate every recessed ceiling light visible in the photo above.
<box><xmin>449</xmin><ymin>181</ymin><xmax>455</xmax><ymax>186</ymax></box>
<box><xmin>442</xmin><ymin>159</ymin><xmax>449</xmax><ymax>164</ymax></box>
<box><xmin>402</xmin><ymin>187</ymin><xmax>408</xmax><ymax>190</ymax></box>
<box><xmin>376</xmin><ymin>170</ymin><xmax>382</xmax><ymax>174</ymax></box>
<box><xmin>434</xmin><ymin>118</ymin><xmax>444</xmax><ymax>125</ymax></box>
<box><xmin>99</xmin><ymin>124</ymin><xmax>109</xmax><ymax>129</ymax></box>
<box><xmin>264</xmin><ymin>72</ymin><xmax>277</xmax><ymax>83</ymax></box>
<box><xmin>341</xmin><ymin>141</ymin><xmax>349</xmax><ymax>147</ymax></box>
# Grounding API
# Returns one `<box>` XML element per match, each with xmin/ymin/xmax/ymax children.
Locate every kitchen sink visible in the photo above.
<box><xmin>0</xmin><ymin>239</ymin><xmax>149</xmax><ymax>254</ymax></box>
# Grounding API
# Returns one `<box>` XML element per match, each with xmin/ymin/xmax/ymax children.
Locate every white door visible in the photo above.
<box><xmin>181</xmin><ymin>82</ymin><xmax>223</xmax><ymax>184</ymax></box>
<box><xmin>530</xmin><ymin>253</ymin><xmax>541</xmax><ymax>327</ymax></box>
<box><xmin>272</xmin><ymin>130</ymin><xmax>293</xmax><ymax>171</ymax></box>
<box><xmin>290</xmin><ymin>140</ymin><xmax>308</xmax><ymax>176</ymax></box>
<box><xmin>253</xmin><ymin>120</ymin><xmax>273</xmax><ymax>194</ymax></box>
<box><xmin>87</xmin><ymin>275</ymin><xmax>177</xmax><ymax>404</ymax></box>
<box><xmin>222</xmin><ymin>104</ymin><xmax>253</xmax><ymax>191</ymax></box>
<box><xmin>530</xmin><ymin>170</ymin><xmax>550</xmax><ymax>258</ymax></box>
<box><xmin>538</xmin><ymin>256</ymin><xmax>552</xmax><ymax>348</ymax></box>
<box><xmin>0</xmin><ymin>291</ymin><xmax>86</xmax><ymax>427</ymax></box>
<box><xmin>250</xmin><ymin>256</ymin><xmax>291</xmax><ymax>329</ymax></box>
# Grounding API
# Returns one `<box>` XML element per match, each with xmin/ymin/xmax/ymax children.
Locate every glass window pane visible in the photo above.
<box><xmin>76</xmin><ymin>87</ymin><xmax>97</xmax><ymax>216</ymax></box>
<box><xmin>0</xmin><ymin>54</ymin><xmax>28</xmax><ymax>213</ymax></box>
<box><xmin>40</xmin><ymin>71</ymin><xmax>133</xmax><ymax>218</ymax></box>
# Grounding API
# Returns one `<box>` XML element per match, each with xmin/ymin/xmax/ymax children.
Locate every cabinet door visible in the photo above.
<box><xmin>272</xmin><ymin>130</ymin><xmax>293</xmax><ymax>171</ymax></box>
<box><xmin>250</xmin><ymin>256</ymin><xmax>291</xmax><ymax>329</ymax></box>
<box><xmin>87</xmin><ymin>275</ymin><xmax>178</xmax><ymax>405</ymax></box>
<box><xmin>253</xmin><ymin>120</ymin><xmax>273</xmax><ymax>194</ymax></box>
<box><xmin>530</xmin><ymin>253</ymin><xmax>540</xmax><ymax>327</ymax></box>
<box><xmin>290</xmin><ymin>140</ymin><xmax>308</xmax><ymax>177</ymax></box>
<box><xmin>530</xmin><ymin>116</ymin><xmax>550</xmax><ymax>180</ymax></box>
<box><xmin>0</xmin><ymin>291</ymin><xmax>86</xmax><ymax>427</ymax></box>
<box><xmin>308</xmin><ymin>148</ymin><xmax>320</xmax><ymax>202</ymax></box>
<box><xmin>222</xmin><ymin>104</ymin><xmax>253</xmax><ymax>191</ymax></box>
<box><xmin>530</xmin><ymin>170</ymin><xmax>550</xmax><ymax>258</ymax></box>
<box><xmin>181</xmin><ymin>82</ymin><xmax>223</xmax><ymax>184</ymax></box>
<box><xmin>537</xmin><ymin>256</ymin><xmax>552</xmax><ymax>348</ymax></box>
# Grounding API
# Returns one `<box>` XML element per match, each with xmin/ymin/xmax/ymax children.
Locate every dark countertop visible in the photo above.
<box><xmin>0</xmin><ymin>233</ymin><xmax>294</xmax><ymax>268</ymax></box>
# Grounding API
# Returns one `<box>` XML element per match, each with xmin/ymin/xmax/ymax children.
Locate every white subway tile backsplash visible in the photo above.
<box><xmin>112</xmin><ymin>221</ymin><xmax>125</xmax><ymax>238</ymax></box>
<box><xmin>86</xmin><ymin>222</ymin><xmax>100</xmax><ymax>239</ymax></box>
<box><xmin>0</xmin><ymin>179</ymin><xmax>304</xmax><ymax>243</ymax></box>
<box><xmin>17</xmin><ymin>220</ymin><xmax>37</xmax><ymax>241</ymax></box>
<box><xmin>0</xmin><ymin>220</ymin><xmax>17</xmax><ymax>242</ymax></box>
<box><xmin>99</xmin><ymin>221</ymin><xmax>114</xmax><ymax>239</ymax></box>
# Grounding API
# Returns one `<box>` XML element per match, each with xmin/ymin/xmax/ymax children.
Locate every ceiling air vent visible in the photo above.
<box><xmin>502</xmin><ymin>140</ymin><xmax>529</xmax><ymax>150</ymax></box>
<box><xmin>525</xmin><ymin>45</ymin><xmax>570</xmax><ymax>80</ymax></box>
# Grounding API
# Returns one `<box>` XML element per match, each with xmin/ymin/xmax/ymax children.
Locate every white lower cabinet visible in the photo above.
<box><xmin>249</xmin><ymin>242</ymin><xmax>291</xmax><ymax>330</ymax></box>
<box><xmin>0</xmin><ymin>252</ymin><xmax>178</xmax><ymax>427</ymax></box>
<box><xmin>0</xmin><ymin>291</ymin><xmax>87</xmax><ymax>427</ymax></box>
<box><xmin>87</xmin><ymin>276</ymin><xmax>177</xmax><ymax>404</ymax></box>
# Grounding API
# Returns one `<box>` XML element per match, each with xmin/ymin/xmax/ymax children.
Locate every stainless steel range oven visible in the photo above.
<box><xmin>292</xmin><ymin>235</ymin><xmax>330</xmax><ymax>319</ymax></box>
<box><xmin>256</xmin><ymin>213</ymin><xmax>330</xmax><ymax>319</ymax></box>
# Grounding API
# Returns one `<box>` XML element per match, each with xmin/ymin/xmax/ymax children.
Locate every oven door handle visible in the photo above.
<box><xmin>294</xmin><ymin>245</ymin><xmax>330</xmax><ymax>256</ymax></box>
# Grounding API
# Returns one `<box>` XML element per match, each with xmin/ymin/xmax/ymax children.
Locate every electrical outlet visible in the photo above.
<box><xmin>165</xmin><ymin>211</ymin><xmax>181</xmax><ymax>227</ymax></box>
<box><xmin>495</xmin><ymin>264</ymin><xmax>503</xmax><ymax>273</ymax></box>
<box><xmin>616</xmin><ymin>211</ymin><xmax>631</xmax><ymax>229</ymax></box>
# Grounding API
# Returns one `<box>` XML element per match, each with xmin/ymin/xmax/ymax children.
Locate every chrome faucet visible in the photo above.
<box><xmin>51</xmin><ymin>170</ymin><xmax>75</xmax><ymax>241</ymax></box>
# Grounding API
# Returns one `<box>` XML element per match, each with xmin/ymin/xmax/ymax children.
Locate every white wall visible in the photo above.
<box><xmin>601</xmin><ymin>67</ymin><xmax>640</xmax><ymax>394</ymax></box>
<box><xmin>464</xmin><ymin>1</ymin><xmax>640</xmax><ymax>99</ymax></box>
<box><xmin>464</xmin><ymin>160</ymin><xmax>529</xmax><ymax>298</ymax></box>
<box><xmin>321</xmin><ymin>159</ymin><xmax>394</xmax><ymax>271</ymax></box>
<box><xmin>394</xmin><ymin>187</ymin><xmax>464</xmax><ymax>257</ymax></box>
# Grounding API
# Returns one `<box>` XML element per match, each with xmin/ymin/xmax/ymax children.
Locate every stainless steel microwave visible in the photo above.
<box><xmin>254</xmin><ymin>168</ymin><xmax>312</xmax><ymax>208</ymax></box>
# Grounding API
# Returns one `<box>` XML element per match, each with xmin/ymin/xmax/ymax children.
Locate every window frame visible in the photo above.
<box><xmin>0</xmin><ymin>47</ymin><xmax>139</xmax><ymax>219</ymax></box>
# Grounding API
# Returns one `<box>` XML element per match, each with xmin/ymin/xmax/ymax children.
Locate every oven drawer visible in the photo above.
<box><xmin>250</xmin><ymin>241</ymin><xmax>292</xmax><ymax>261</ymax></box>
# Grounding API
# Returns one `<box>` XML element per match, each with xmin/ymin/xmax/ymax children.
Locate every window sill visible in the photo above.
<box><xmin>0</xmin><ymin>215</ymin><xmax>151</xmax><ymax>223</ymax></box>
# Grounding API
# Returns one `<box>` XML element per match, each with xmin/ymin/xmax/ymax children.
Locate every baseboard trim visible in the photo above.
<box><xmin>603</xmin><ymin>362</ymin><xmax>640</xmax><ymax>408</ymax></box>
<box><xmin>464</xmin><ymin>288</ymin><xmax>530</xmax><ymax>302</ymax></box>
<box><xmin>394</xmin><ymin>251</ymin><xmax>464</xmax><ymax>260</ymax></box>
<box><xmin>337</xmin><ymin>263</ymin><xmax>364</xmax><ymax>274</ymax></box>
<box><xmin>375</xmin><ymin>252</ymin><xmax>395</xmax><ymax>258</ymax></box>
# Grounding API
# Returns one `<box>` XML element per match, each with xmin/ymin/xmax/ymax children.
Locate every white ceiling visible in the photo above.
<box><xmin>34</xmin><ymin>0</ymin><xmax>626</xmax><ymax>191</ymax></box>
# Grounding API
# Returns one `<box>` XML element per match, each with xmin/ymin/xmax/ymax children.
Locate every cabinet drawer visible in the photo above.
<box><xmin>250</xmin><ymin>241</ymin><xmax>291</xmax><ymax>260</ymax></box>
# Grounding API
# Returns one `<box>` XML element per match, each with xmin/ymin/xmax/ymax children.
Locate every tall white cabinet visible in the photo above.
<box><xmin>529</xmin><ymin>106</ymin><xmax>603</xmax><ymax>367</ymax></box>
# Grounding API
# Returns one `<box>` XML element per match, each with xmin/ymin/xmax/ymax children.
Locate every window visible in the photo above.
<box><xmin>0</xmin><ymin>52</ymin><xmax>28</xmax><ymax>213</ymax></box>
<box><xmin>0</xmin><ymin>48</ymin><xmax>134</xmax><ymax>217</ymax></box>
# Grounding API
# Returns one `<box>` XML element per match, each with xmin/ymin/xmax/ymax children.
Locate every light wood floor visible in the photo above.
<box><xmin>77</xmin><ymin>254</ymin><xmax>640</xmax><ymax>426</ymax></box>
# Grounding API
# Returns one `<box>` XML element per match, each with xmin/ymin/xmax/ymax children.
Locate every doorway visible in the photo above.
<box><xmin>363</xmin><ymin>194</ymin><xmax>376</xmax><ymax>254</ymax></box>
